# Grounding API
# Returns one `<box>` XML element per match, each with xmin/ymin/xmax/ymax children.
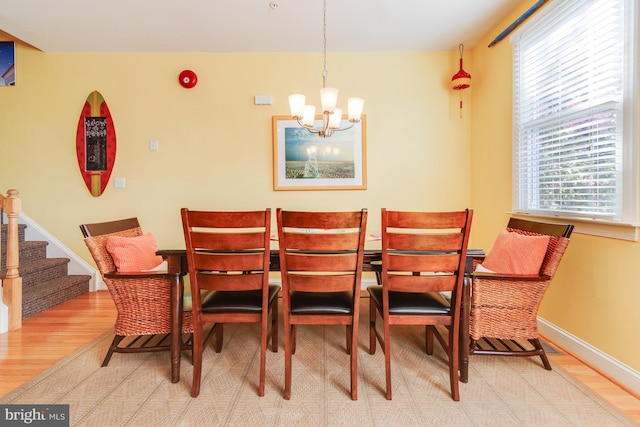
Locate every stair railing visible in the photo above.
<box><xmin>1</xmin><ymin>188</ymin><xmax>22</xmax><ymax>330</ymax></box>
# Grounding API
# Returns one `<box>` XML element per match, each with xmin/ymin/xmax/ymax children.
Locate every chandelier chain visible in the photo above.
<box><xmin>322</xmin><ymin>0</ymin><xmax>328</xmax><ymax>87</ymax></box>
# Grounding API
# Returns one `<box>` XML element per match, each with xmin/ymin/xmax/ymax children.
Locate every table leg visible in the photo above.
<box><xmin>459</xmin><ymin>276</ymin><xmax>470</xmax><ymax>383</ymax></box>
<box><xmin>166</xmin><ymin>255</ymin><xmax>183</xmax><ymax>383</ymax></box>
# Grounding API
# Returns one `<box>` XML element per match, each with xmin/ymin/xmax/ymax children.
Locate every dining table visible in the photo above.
<box><xmin>157</xmin><ymin>247</ymin><xmax>483</xmax><ymax>385</ymax></box>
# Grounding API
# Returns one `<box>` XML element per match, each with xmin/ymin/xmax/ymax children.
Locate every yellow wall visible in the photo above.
<box><xmin>0</xmin><ymin>35</ymin><xmax>471</xmax><ymax>265</ymax></box>
<box><xmin>472</xmin><ymin>1</ymin><xmax>640</xmax><ymax>372</ymax></box>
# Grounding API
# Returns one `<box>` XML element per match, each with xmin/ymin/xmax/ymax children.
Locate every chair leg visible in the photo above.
<box><xmin>191</xmin><ymin>324</ymin><xmax>203</xmax><ymax>398</ymax></box>
<box><xmin>448</xmin><ymin>325</ymin><xmax>460</xmax><ymax>401</ymax></box>
<box><xmin>350</xmin><ymin>318</ymin><xmax>358</xmax><ymax>400</ymax></box>
<box><xmin>259</xmin><ymin>317</ymin><xmax>268</xmax><ymax>397</ymax></box>
<box><xmin>346</xmin><ymin>325</ymin><xmax>352</xmax><ymax>355</ymax></box>
<box><xmin>369</xmin><ymin>297</ymin><xmax>376</xmax><ymax>354</ymax></box>
<box><xmin>383</xmin><ymin>319</ymin><xmax>392</xmax><ymax>400</ymax></box>
<box><xmin>531</xmin><ymin>338</ymin><xmax>552</xmax><ymax>370</ymax></box>
<box><xmin>184</xmin><ymin>333</ymin><xmax>195</xmax><ymax>366</ymax></box>
<box><xmin>425</xmin><ymin>325</ymin><xmax>434</xmax><ymax>355</ymax></box>
<box><xmin>213</xmin><ymin>323</ymin><xmax>223</xmax><ymax>353</ymax></box>
<box><xmin>202</xmin><ymin>326</ymin><xmax>216</xmax><ymax>352</ymax></box>
<box><xmin>270</xmin><ymin>301</ymin><xmax>279</xmax><ymax>353</ymax></box>
<box><xmin>101</xmin><ymin>335</ymin><xmax>125</xmax><ymax>367</ymax></box>
<box><xmin>291</xmin><ymin>325</ymin><xmax>297</xmax><ymax>355</ymax></box>
<box><xmin>284</xmin><ymin>322</ymin><xmax>293</xmax><ymax>400</ymax></box>
<box><xmin>468</xmin><ymin>338</ymin><xmax>477</xmax><ymax>355</ymax></box>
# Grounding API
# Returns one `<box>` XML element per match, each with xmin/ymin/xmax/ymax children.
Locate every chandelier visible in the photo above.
<box><xmin>288</xmin><ymin>0</ymin><xmax>364</xmax><ymax>138</ymax></box>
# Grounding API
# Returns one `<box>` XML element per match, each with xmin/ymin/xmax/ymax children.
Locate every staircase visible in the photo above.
<box><xmin>1</xmin><ymin>223</ymin><xmax>92</xmax><ymax>319</ymax></box>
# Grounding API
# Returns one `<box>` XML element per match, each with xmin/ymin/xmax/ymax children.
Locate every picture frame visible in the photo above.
<box><xmin>0</xmin><ymin>41</ymin><xmax>16</xmax><ymax>86</ymax></box>
<box><xmin>272</xmin><ymin>115</ymin><xmax>367</xmax><ymax>191</ymax></box>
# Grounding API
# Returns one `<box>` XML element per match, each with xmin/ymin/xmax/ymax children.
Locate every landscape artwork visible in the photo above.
<box><xmin>272</xmin><ymin>115</ymin><xmax>366</xmax><ymax>190</ymax></box>
<box><xmin>0</xmin><ymin>41</ymin><xmax>15</xmax><ymax>86</ymax></box>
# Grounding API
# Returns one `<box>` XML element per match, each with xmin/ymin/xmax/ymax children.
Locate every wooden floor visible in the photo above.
<box><xmin>1</xmin><ymin>291</ymin><xmax>639</xmax><ymax>423</ymax></box>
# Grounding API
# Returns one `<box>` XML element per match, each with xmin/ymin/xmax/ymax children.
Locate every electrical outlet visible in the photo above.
<box><xmin>150</xmin><ymin>139</ymin><xmax>159</xmax><ymax>151</ymax></box>
<box><xmin>114</xmin><ymin>177</ymin><xmax>126</xmax><ymax>188</ymax></box>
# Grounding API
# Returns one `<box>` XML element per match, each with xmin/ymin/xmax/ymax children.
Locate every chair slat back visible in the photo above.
<box><xmin>277</xmin><ymin>209</ymin><xmax>368</xmax><ymax>294</ymax></box>
<box><xmin>382</xmin><ymin>209</ymin><xmax>473</xmax><ymax>298</ymax></box>
<box><xmin>507</xmin><ymin>217</ymin><xmax>574</xmax><ymax>238</ymax></box>
<box><xmin>181</xmin><ymin>209</ymin><xmax>271</xmax><ymax>303</ymax></box>
<box><xmin>80</xmin><ymin>217</ymin><xmax>140</xmax><ymax>238</ymax></box>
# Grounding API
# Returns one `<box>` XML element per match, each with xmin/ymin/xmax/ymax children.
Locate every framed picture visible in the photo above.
<box><xmin>0</xmin><ymin>41</ymin><xmax>16</xmax><ymax>86</ymax></box>
<box><xmin>272</xmin><ymin>115</ymin><xmax>367</xmax><ymax>191</ymax></box>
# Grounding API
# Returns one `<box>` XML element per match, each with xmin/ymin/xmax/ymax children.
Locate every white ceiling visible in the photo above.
<box><xmin>0</xmin><ymin>0</ymin><xmax>518</xmax><ymax>53</ymax></box>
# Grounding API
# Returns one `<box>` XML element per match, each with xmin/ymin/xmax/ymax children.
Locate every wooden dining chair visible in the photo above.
<box><xmin>181</xmin><ymin>208</ymin><xmax>280</xmax><ymax>398</ymax></box>
<box><xmin>367</xmin><ymin>208</ymin><xmax>473</xmax><ymax>401</ymax></box>
<box><xmin>80</xmin><ymin>217</ymin><xmax>194</xmax><ymax>367</ymax></box>
<box><xmin>469</xmin><ymin>217</ymin><xmax>573</xmax><ymax>370</ymax></box>
<box><xmin>276</xmin><ymin>208</ymin><xmax>368</xmax><ymax>400</ymax></box>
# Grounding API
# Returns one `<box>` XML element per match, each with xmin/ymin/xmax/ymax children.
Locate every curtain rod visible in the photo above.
<box><xmin>488</xmin><ymin>0</ymin><xmax>549</xmax><ymax>48</ymax></box>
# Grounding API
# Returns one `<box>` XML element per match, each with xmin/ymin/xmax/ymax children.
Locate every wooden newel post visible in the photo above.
<box><xmin>3</xmin><ymin>189</ymin><xmax>23</xmax><ymax>330</ymax></box>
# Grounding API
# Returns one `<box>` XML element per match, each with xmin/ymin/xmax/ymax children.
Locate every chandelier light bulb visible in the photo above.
<box><xmin>288</xmin><ymin>94</ymin><xmax>306</xmax><ymax>118</ymax></box>
<box><xmin>302</xmin><ymin>105</ymin><xmax>316</xmax><ymax>127</ymax></box>
<box><xmin>320</xmin><ymin>87</ymin><xmax>339</xmax><ymax>113</ymax></box>
<box><xmin>328</xmin><ymin>109</ymin><xmax>342</xmax><ymax>129</ymax></box>
<box><xmin>347</xmin><ymin>98</ymin><xmax>364</xmax><ymax>122</ymax></box>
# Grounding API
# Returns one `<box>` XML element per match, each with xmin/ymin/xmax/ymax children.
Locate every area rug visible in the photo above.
<box><xmin>1</xmin><ymin>303</ymin><xmax>635</xmax><ymax>427</ymax></box>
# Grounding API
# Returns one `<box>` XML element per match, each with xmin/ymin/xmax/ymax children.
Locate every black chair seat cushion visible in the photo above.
<box><xmin>290</xmin><ymin>291</ymin><xmax>353</xmax><ymax>315</ymax></box>
<box><xmin>367</xmin><ymin>285</ymin><xmax>450</xmax><ymax>315</ymax></box>
<box><xmin>201</xmin><ymin>284</ymin><xmax>280</xmax><ymax>313</ymax></box>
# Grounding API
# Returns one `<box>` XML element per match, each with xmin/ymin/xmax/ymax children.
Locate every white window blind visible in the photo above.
<box><xmin>512</xmin><ymin>0</ymin><xmax>638</xmax><ymax>227</ymax></box>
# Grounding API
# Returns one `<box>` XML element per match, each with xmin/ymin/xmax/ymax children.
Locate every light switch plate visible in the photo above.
<box><xmin>114</xmin><ymin>177</ymin><xmax>126</xmax><ymax>188</ymax></box>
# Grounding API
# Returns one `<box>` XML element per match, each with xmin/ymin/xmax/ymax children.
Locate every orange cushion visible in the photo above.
<box><xmin>480</xmin><ymin>229</ymin><xmax>550</xmax><ymax>275</ymax></box>
<box><xmin>106</xmin><ymin>232</ymin><xmax>164</xmax><ymax>272</ymax></box>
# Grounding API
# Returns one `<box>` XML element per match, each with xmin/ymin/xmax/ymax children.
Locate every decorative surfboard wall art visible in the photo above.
<box><xmin>75</xmin><ymin>91</ymin><xmax>117</xmax><ymax>197</ymax></box>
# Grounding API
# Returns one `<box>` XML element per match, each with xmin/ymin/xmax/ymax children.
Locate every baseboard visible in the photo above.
<box><xmin>538</xmin><ymin>317</ymin><xmax>640</xmax><ymax>397</ymax></box>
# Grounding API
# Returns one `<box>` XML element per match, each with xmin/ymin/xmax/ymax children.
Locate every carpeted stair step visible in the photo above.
<box><xmin>5</xmin><ymin>258</ymin><xmax>71</xmax><ymax>289</ymax></box>
<box><xmin>0</xmin><ymin>223</ymin><xmax>26</xmax><ymax>243</ymax></box>
<box><xmin>22</xmin><ymin>274</ymin><xmax>92</xmax><ymax>319</ymax></box>
<box><xmin>0</xmin><ymin>240</ymin><xmax>48</xmax><ymax>270</ymax></box>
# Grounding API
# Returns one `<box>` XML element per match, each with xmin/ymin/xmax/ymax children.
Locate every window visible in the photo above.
<box><xmin>512</xmin><ymin>0</ymin><xmax>638</xmax><ymax>239</ymax></box>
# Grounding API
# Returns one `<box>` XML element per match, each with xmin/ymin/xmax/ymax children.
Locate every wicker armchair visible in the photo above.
<box><xmin>469</xmin><ymin>218</ymin><xmax>573</xmax><ymax>370</ymax></box>
<box><xmin>80</xmin><ymin>217</ymin><xmax>193</xmax><ymax>367</ymax></box>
